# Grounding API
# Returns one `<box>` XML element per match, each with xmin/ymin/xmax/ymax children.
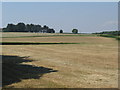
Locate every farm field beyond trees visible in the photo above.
<box><xmin>1</xmin><ymin>32</ymin><xmax>118</xmax><ymax>88</ymax></box>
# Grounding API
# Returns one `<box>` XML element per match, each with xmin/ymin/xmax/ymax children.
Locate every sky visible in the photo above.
<box><xmin>2</xmin><ymin>2</ymin><xmax>118</xmax><ymax>33</ymax></box>
<box><xmin>0</xmin><ymin>2</ymin><xmax>2</xmax><ymax>28</ymax></box>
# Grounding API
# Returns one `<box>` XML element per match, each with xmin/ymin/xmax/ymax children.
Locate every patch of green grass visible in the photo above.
<box><xmin>99</xmin><ymin>34</ymin><xmax>120</xmax><ymax>40</ymax></box>
<box><xmin>116</xmin><ymin>36</ymin><xmax>120</xmax><ymax>40</ymax></box>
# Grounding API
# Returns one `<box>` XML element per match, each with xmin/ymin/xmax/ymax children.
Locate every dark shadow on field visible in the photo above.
<box><xmin>2</xmin><ymin>55</ymin><xmax>58</xmax><ymax>87</ymax></box>
<box><xmin>1</xmin><ymin>42</ymin><xmax>79</xmax><ymax>45</ymax></box>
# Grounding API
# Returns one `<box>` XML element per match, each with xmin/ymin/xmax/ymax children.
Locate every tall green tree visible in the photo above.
<box><xmin>35</xmin><ymin>25</ymin><xmax>42</xmax><ymax>32</ymax></box>
<box><xmin>25</xmin><ymin>24</ymin><xmax>30</xmax><ymax>32</ymax></box>
<box><xmin>47</xmin><ymin>29</ymin><xmax>55</xmax><ymax>33</ymax></box>
<box><xmin>29</xmin><ymin>24</ymin><xmax>34</xmax><ymax>32</ymax></box>
<box><xmin>72</xmin><ymin>29</ymin><xmax>78</xmax><ymax>34</ymax></box>
<box><xmin>60</xmin><ymin>30</ymin><xmax>63</xmax><ymax>33</ymax></box>
<box><xmin>43</xmin><ymin>25</ymin><xmax>49</xmax><ymax>29</ymax></box>
<box><xmin>6</xmin><ymin>24</ymin><xmax>15</xmax><ymax>32</ymax></box>
<box><xmin>16</xmin><ymin>23</ymin><xmax>26</xmax><ymax>32</ymax></box>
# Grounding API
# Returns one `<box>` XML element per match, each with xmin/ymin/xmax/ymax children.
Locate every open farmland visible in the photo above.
<box><xmin>1</xmin><ymin>32</ymin><xmax>118</xmax><ymax>88</ymax></box>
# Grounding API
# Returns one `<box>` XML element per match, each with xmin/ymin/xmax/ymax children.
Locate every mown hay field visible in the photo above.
<box><xmin>1</xmin><ymin>32</ymin><xmax>118</xmax><ymax>88</ymax></box>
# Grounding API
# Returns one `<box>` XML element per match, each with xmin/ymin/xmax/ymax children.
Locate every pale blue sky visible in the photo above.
<box><xmin>0</xmin><ymin>2</ymin><xmax>2</xmax><ymax>28</ymax></box>
<box><xmin>2</xmin><ymin>2</ymin><xmax>118</xmax><ymax>33</ymax></box>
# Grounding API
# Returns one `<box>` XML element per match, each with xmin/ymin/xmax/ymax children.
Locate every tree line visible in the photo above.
<box><xmin>3</xmin><ymin>23</ymin><xmax>55</xmax><ymax>33</ymax></box>
<box><xmin>2</xmin><ymin>22</ymin><xmax>79</xmax><ymax>34</ymax></box>
<box><xmin>93</xmin><ymin>31</ymin><xmax>120</xmax><ymax>36</ymax></box>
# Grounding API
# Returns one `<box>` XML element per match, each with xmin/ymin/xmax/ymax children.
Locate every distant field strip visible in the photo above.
<box><xmin>1</xmin><ymin>33</ymin><xmax>98</xmax><ymax>38</ymax></box>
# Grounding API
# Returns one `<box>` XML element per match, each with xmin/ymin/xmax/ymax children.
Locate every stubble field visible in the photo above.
<box><xmin>1</xmin><ymin>32</ymin><xmax>118</xmax><ymax>88</ymax></box>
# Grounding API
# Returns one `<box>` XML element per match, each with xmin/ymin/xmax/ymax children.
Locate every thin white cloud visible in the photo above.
<box><xmin>103</xmin><ymin>21</ymin><xmax>118</xmax><ymax>26</ymax></box>
<box><xmin>101</xmin><ymin>21</ymin><xmax>118</xmax><ymax>31</ymax></box>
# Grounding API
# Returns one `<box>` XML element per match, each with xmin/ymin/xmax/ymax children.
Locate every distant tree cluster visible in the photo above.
<box><xmin>93</xmin><ymin>31</ymin><xmax>120</xmax><ymax>36</ymax></box>
<box><xmin>2</xmin><ymin>22</ymin><xmax>80</xmax><ymax>34</ymax></box>
<box><xmin>3</xmin><ymin>22</ymin><xmax>55</xmax><ymax>33</ymax></box>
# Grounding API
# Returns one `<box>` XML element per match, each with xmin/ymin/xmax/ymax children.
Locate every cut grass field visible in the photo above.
<box><xmin>1</xmin><ymin>32</ymin><xmax>118</xmax><ymax>88</ymax></box>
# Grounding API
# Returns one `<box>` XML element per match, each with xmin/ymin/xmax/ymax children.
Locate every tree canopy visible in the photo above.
<box><xmin>72</xmin><ymin>29</ymin><xmax>78</xmax><ymax>34</ymax></box>
<box><xmin>59</xmin><ymin>30</ymin><xmax>63</xmax><ymax>33</ymax></box>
